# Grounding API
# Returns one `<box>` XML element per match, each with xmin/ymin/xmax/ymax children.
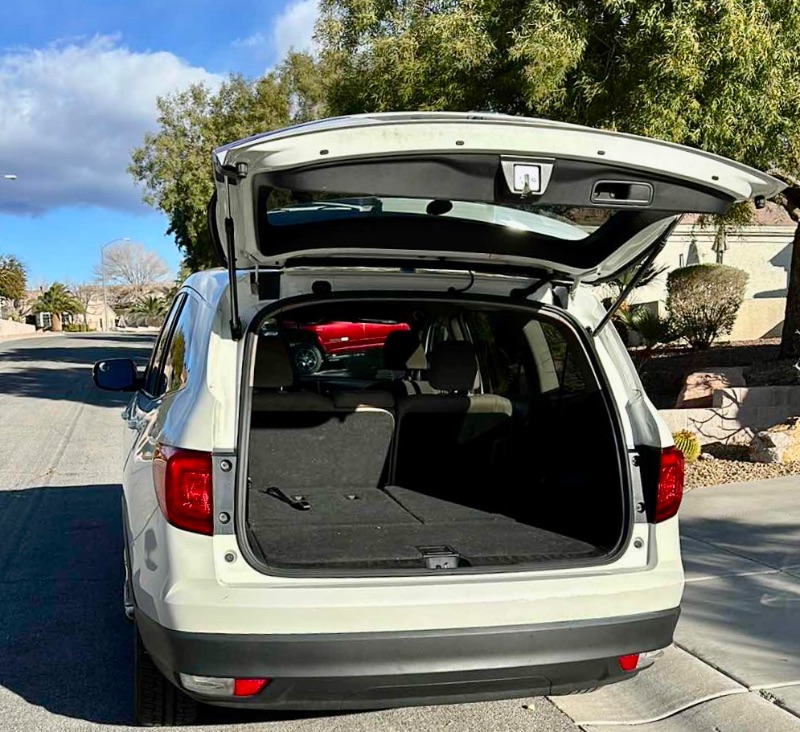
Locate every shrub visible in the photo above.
<box><xmin>673</xmin><ymin>430</ymin><xmax>701</xmax><ymax>463</ymax></box>
<box><xmin>626</xmin><ymin>306</ymin><xmax>677</xmax><ymax>349</ymax></box>
<box><xmin>63</xmin><ymin>323</ymin><xmax>92</xmax><ymax>333</ymax></box>
<box><xmin>614</xmin><ymin>305</ymin><xmax>678</xmax><ymax>371</ymax></box>
<box><xmin>666</xmin><ymin>264</ymin><xmax>748</xmax><ymax>349</ymax></box>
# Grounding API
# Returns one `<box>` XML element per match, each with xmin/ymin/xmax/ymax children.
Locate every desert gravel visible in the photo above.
<box><xmin>685</xmin><ymin>443</ymin><xmax>800</xmax><ymax>489</ymax></box>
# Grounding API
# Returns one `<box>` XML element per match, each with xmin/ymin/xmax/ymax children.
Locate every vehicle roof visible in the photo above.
<box><xmin>183</xmin><ymin>268</ymin><xmax>229</xmax><ymax>304</ymax></box>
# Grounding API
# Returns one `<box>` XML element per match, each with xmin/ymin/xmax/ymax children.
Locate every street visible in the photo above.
<box><xmin>0</xmin><ymin>333</ymin><xmax>577</xmax><ymax>731</ymax></box>
<box><xmin>2</xmin><ymin>332</ymin><xmax>800</xmax><ymax>731</ymax></box>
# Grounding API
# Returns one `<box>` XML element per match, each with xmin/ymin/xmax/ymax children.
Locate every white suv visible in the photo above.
<box><xmin>93</xmin><ymin>112</ymin><xmax>783</xmax><ymax>726</ymax></box>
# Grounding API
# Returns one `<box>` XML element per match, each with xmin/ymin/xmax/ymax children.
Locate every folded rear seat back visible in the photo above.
<box><xmin>248</xmin><ymin>336</ymin><xmax>396</xmax><ymax>511</ymax></box>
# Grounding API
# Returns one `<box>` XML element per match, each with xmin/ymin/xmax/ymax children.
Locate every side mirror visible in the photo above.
<box><xmin>93</xmin><ymin>359</ymin><xmax>140</xmax><ymax>392</ymax></box>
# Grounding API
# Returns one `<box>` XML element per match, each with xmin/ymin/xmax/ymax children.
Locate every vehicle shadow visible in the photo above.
<box><xmin>0</xmin><ymin>484</ymin><xmax>133</xmax><ymax>724</ymax></box>
<box><xmin>0</xmin><ymin>483</ymin><xmax>357</xmax><ymax>727</ymax></box>
<box><xmin>0</xmin><ymin>334</ymin><xmax>153</xmax><ymax>403</ymax></box>
<box><xmin>76</xmin><ymin>333</ymin><xmax>159</xmax><ymax>344</ymax></box>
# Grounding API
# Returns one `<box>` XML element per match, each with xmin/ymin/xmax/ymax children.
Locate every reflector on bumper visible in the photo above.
<box><xmin>179</xmin><ymin>674</ymin><xmax>269</xmax><ymax>697</ymax></box>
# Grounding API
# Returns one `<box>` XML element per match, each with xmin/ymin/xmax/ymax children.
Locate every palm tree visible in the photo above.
<box><xmin>607</xmin><ymin>261</ymin><xmax>669</xmax><ymax>300</ymax></box>
<box><xmin>603</xmin><ymin>260</ymin><xmax>669</xmax><ymax>343</ymax></box>
<box><xmin>32</xmin><ymin>283</ymin><xmax>82</xmax><ymax>332</ymax></box>
<box><xmin>131</xmin><ymin>295</ymin><xmax>168</xmax><ymax>326</ymax></box>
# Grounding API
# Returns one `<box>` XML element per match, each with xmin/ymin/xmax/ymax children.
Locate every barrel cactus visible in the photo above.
<box><xmin>672</xmin><ymin>430</ymin><xmax>701</xmax><ymax>463</ymax></box>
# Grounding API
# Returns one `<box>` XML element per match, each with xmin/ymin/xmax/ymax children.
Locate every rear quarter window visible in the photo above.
<box><xmin>469</xmin><ymin>312</ymin><xmax>531</xmax><ymax>397</ymax></box>
<box><xmin>525</xmin><ymin>319</ymin><xmax>595</xmax><ymax>396</ymax></box>
<box><xmin>162</xmin><ymin>296</ymin><xmax>200</xmax><ymax>394</ymax></box>
<box><xmin>143</xmin><ymin>294</ymin><xmax>185</xmax><ymax>397</ymax></box>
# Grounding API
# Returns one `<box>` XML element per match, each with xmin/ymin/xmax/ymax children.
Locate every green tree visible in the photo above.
<box><xmin>129</xmin><ymin>53</ymin><xmax>326</xmax><ymax>271</ymax></box>
<box><xmin>319</xmin><ymin>0</ymin><xmax>800</xmax><ymax>351</ymax></box>
<box><xmin>32</xmin><ymin>283</ymin><xmax>82</xmax><ymax>332</ymax></box>
<box><xmin>772</xmin><ymin>174</ymin><xmax>800</xmax><ymax>357</ymax></box>
<box><xmin>163</xmin><ymin>261</ymin><xmax>192</xmax><ymax>305</ymax></box>
<box><xmin>607</xmin><ymin>261</ymin><xmax>669</xmax><ymax>303</ymax></box>
<box><xmin>0</xmin><ymin>255</ymin><xmax>27</xmax><ymax>302</ymax></box>
<box><xmin>130</xmin><ymin>295</ymin><xmax>169</xmax><ymax>326</ymax></box>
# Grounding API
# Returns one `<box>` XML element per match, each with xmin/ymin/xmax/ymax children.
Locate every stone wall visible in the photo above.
<box><xmin>660</xmin><ymin>386</ymin><xmax>800</xmax><ymax>444</ymax></box>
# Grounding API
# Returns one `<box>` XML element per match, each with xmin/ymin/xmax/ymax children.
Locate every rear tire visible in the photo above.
<box><xmin>292</xmin><ymin>344</ymin><xmax>323</xmax><ymax>375</ymax></box>
<box><xmin>134</xmin><ymin>626</ymin><xmax>198</xmax><ymax>727</ymax></box>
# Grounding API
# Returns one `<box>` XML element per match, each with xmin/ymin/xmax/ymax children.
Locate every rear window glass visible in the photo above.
<box><xmin>262</xmin><ymin>190</ymin><xmax>595</xmax><ymax>241</ymax></box>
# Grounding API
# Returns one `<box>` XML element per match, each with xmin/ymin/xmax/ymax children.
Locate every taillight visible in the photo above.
<box><xmin>619</xmin><ymin>653</ymin><xmax>640</xmax><ymax>672</ymax></box>
<box><xmin>655</xmin><ymin>446</ymin><xmax>684</xmax><ymax>523</ymax></box>
<box><xmin>153</xmin><ymin>445</ymin><xmax>213</xmax><ymax>535</ymax></box>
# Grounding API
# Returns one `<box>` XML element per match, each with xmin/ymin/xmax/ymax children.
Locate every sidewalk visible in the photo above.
<box><xmin>0</xmin><ymin>330</ymin><xmax>63</xmax><ymax>343</ymax></box>
<box><xmin>551</xmin><ymin>476</ymin><xmax>800</xmax><ymax>730</ymax></box>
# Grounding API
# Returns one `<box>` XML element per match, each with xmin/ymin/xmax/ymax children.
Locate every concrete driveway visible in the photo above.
<box><xmin>0</xmin><ymin>333</ymin><xmax>577</xmax><ymax>731</ymax></box>
<box><xmin>553</xmin><ymin>476</ymin><xmax>800</xmax><ymax>731</ymax></box>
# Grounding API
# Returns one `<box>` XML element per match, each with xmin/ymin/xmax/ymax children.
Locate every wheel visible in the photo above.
<box><xmin>292</xmin><ymin>344</ymin><xmax>323</xmax><ymax>375</ymax></box>
<box><xmin>134</xmin><ymin>626</ymin><xmax>197</xmax><ymax>727</ymax></box>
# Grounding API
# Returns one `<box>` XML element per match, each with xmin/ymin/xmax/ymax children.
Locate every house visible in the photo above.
<box><xmin>20</xmin><ymin>289</ymin><xmax>117</xmax><ymax>331</ymax></box>
<box><xmin>81</xmin><ymin>292</ymin><xmax>117</xmax><ymax>331</ymax></box>
<box><xmin>626</xmin><ymin>205</ymin><xmax>796</xmax><ymax>341</ymax></box>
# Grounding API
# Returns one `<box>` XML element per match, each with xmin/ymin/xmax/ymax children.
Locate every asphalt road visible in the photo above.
<box><xmin>0</xmin><ymin>333</ymin><xmax>579</xmax><ymax>731</ymax></box>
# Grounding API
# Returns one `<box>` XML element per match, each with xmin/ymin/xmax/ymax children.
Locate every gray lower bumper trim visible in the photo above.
<box><xmin>137</xmin><ymin>607</ymin><xmax>679</xmax><ymax>710</ymax></box>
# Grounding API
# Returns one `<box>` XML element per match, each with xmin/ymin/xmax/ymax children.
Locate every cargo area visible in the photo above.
<box><xmin>241</xmin><ymin>298</ymin><xmax>627</xmax><ymax>574</ymax></box>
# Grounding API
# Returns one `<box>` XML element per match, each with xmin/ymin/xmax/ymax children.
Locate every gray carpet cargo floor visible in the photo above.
<box><xmin>247</xmin><ymin>484</ymin><xmax>602</xmax><ymax>571</ymax></box>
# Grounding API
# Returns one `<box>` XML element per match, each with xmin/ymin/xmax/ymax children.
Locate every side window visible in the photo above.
<box><xmin>470</xmin><ymin>312</ymin><xmax>530</xmax><ymax>396</ymax></box>
<box><xmin>143</xmin><ymin>294</ymin><xmax>186</xmax><ymax>397</ymax></box>
<box><xmin>539</xmin><ymin>322</ymin><xmax>592</xmax><ymax>395</ymax></box>
<box><xmin>162</xmin><ymin>297</ymin><xmax>199</xmax><ymax>394</ymax></box>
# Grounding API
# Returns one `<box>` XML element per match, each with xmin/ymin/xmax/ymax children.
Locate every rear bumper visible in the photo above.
<box><xmin>136</xmin><ymin>606</ymin><xmax>679</xmax><ymax>710</ymax></box>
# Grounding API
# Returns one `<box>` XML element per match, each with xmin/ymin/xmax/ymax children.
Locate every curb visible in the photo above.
<box><xmin>0</xmin><ymin>331</ymin><xmax>65</xmax><ymax>344</ymax></box>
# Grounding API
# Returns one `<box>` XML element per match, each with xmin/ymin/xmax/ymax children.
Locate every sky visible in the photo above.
<box><xmin>0</xmin><ymin>0</ymin><xmax>319</xmax><ymax>286</ymax></box>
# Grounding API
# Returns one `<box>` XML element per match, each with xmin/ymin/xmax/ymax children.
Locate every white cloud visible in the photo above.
<box><xmin>0</xmin><ymin>36</ymin><xmax>222</xmax><ymax>215</ymax></box>
<box><xmin>233</xmin><ymin>1</ymin><xmax>319</xmax><ymax>63</ymax></box>
<box><xmin>270</xmin><ymin>0</ymin><xmax>319</xmax><ymax>60</ymax></box>
<box><xmin>232</xmin><ymin>33</ymin><xmax>265</xmax><ymax>50</ymax></box>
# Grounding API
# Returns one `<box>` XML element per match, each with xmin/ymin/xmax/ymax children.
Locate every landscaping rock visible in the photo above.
<box><xmin>686</xmin><ymin>441</ymin><xmax>800</xmax><ymax>488</ymax></box>
<box><xmin>749</xmin><ymin>417</ymin><xmax>800</xmax><ymax>464</ymax></box>
<box><xmin>675</xmin><ymin>367</ymin><xmax>745</xmax><ymax>409</ymax></box>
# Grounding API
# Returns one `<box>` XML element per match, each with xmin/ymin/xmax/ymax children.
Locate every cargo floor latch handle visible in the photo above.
<box><xmin>263</xmin><ymin>486</ymin><xmax>312</xmax><ymax>511</ymax></box>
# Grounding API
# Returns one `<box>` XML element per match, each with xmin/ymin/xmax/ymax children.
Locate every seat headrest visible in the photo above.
<box><xmin>383</xmin><ymin>330</ymin><xmax>420</xmax><ymax>370</ymax></box>
<box><xmin>428</xmin><ymin>341</ymin><xmax>478</xmax><ymax>393</ymax></box>
<box><xmin>253</xmin><ymin>337</ymin><xmax>294</xmax><ymax>389</ymax></box>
